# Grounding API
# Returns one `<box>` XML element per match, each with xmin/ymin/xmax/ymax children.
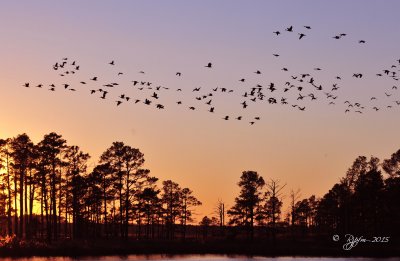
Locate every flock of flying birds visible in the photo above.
<box><xmin>22</xmin><ymin>25</ymin><xmax>400</xmax><ymax>125</ymax></box>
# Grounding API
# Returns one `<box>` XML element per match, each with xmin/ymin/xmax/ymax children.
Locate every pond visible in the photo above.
<box><xmin>0</xmin><ymin>256</ymin><xmax>398</xmax><ymax>261</ymax></box>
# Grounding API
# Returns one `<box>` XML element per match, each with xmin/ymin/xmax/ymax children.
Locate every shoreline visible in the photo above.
<box><xmin>0</xmin><ymin>239</ymin><xmax>399</xmax><ymax>258</ymax></box>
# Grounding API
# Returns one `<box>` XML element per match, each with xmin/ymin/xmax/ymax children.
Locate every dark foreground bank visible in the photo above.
<box><xmin>0</xmin><ymin>237</ymin><xmax>399</xmax><ymax>258</ymax></box>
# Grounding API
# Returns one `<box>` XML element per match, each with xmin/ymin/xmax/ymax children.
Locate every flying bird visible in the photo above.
<box><xmin>286</xmin><ymin>26</ymin><xmax>293</xmax><ymax>32</ymax></box>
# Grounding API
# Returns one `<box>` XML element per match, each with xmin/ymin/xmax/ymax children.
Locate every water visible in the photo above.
<box><xmin>0</xmin><ymin>256</ymin><xmax>397</xmax><ymax>261</ymax></box>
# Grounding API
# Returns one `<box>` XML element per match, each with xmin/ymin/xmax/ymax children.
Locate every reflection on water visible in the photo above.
<box><xmin>0</xmin><ymin>256</ymin><xmax>398</xmax><ymax>261</ymax></box>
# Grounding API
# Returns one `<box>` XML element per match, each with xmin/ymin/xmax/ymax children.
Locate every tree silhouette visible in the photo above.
<box><xmin>228</xmin><ymin>171</ymin><xmax>265</xmax><ymax>239</ymax></box>
<box><xmin>214</xmin><ymin>199</ymin><xmax>225</xmax><ymax>228</ymax></box>
<box><xmin>383</xmin><ymin>149</ymin><xmax>400</xmax><ymax>177</ymax></box>
<box><xmin>161</xmin><ymin>180</ymin><xmax>181</xmax><ymax>239</ymax></box>
<box><xmin>1</xmin><ymin>130</ymin><xmax>400</xmax><ymax>250</ymax></box>
<box><xmin>136</xmin><ymin>186</ymin><xmax>160</xmax><ymax>239</ymax></box>
<box><xmin>90</xmin><ymin>163</ymin><xmax>114</xmax><ymax>238</ymax></box>
<box><xmin>99</xmin><ymin>142</ymin><xmax>149</xmax><ymax>238</ymax></box>
<box><xmin>316</xmin><ymin>182</ymin><xmax>351</xmax><ymax>233</ymax></box>
<box><xmin>263</xmin><ymin>179</ymin><xmax>285</xmax><ymax>242</ymax></box>
<box><xmin>179</xmin><ymin>187</ymin><xmax>202</xmax><ymax>240</ymax></box>
<box><xmin>10</xmin><ymin>133</ymin><xmax>34</xmax><ymax>238</ymax></box>
<box><xmin>0</xmin><ymin>138</ymin><xmax>13</xmax><ymax>236</ymax></box>
<box><xmin>353</xmin><ymin>162</ymin><xmax>384</xmax><ymax>234</ymax></box>
<box><xmin>64</xmin><ymin>145</ymin><xmax>90</xmax><ymax>239</ymax></box>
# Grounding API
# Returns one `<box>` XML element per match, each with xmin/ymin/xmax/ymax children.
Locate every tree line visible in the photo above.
<box><xmin>223</xmin><ymin>152</ymin><xmax>400</xmax><ymax>240</ymax></box>
<box><xmin>0</xmin><ymin>133</ymin><xmax>201</xmax><ymax>241</ymax></box>
<box><xmin>1</xmin><ymin>132</ymin><xmax>400</xmax><ymax>243</ymax></box>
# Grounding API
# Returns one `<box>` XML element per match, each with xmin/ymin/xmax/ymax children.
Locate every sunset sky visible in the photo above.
<box><xmin>1</xmin><ymin>0</ymin><xmax>400</xmax><ymax>219</ymax></box>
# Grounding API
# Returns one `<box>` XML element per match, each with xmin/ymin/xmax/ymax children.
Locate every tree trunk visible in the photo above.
<box><xmin>6</xmin><ymin>154</ymin><xmax>12</xmax><ymax>236</ymax></box>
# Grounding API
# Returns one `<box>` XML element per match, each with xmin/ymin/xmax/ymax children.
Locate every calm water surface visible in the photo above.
<box><xmin>0</xmin><ymin>256</ymin><xmax>397</xmax><ymax>261</ymax></box>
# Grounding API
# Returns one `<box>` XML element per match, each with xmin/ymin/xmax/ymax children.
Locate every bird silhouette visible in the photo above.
<box><xmin>286</xmin><ymin>26</ymin><xmax>293</xmax><ymax>32</ymax></box>
<box><xmin>205</xmin><ymin>62</ymin><xmax>212</xmax><ymax>68</ymax></box>
<box><xmin>273</xmin><ymin>31</ymin><xmax>280</xmax><ymax>36</ymax></box>
<box><xmin>109</xmin><ymin>60</ymin><xmax>114</xmax><ymax>65</ymax></box>
<box><xmin>101</xmin><ymin>91</ymin><xmax>108</xmax><ymax>99</ymax></box>
<box><xmin>298</xmin><ymin>33</ymin><xmax>306</xmax><ymax>39</ymax></box>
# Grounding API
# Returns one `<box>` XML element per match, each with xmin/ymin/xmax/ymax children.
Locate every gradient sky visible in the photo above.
<box><xmin>1</xmin><ymin>0</ymin><xmax>400</xmax><ymax>220</ymax></box>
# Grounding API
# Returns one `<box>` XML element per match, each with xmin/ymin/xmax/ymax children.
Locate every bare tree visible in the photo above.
<box><xmin>214</xmin><ymin>199</ymin><xmax>225</xmax><ymax>227</ymax></box>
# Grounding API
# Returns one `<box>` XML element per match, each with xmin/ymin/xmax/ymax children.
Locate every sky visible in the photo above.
<box><xmin>1</xmin><ymin>0</ymin><xmax>400</xmax><ymax>220</ymax></box>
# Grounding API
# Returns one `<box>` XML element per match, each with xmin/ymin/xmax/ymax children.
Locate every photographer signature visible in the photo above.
<box><xmin>340</xmin><ymin>234</ymin><xmax>390</xmax><ymax>250</ymax></box>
